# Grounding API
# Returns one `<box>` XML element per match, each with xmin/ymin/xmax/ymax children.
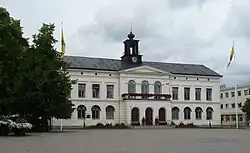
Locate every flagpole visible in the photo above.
<box><xmin>60</xmin><ymin>22</ymin><xmax>64</xmax><ymax>131</ymax></box>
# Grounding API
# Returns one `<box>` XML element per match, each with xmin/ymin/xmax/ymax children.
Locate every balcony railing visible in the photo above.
<box><xmin>121</xmin><ymin>93</ymin><xmax>171</xmax><ymax>101</ymax></box>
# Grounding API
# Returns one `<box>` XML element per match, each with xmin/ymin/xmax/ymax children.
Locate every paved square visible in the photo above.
<box><xmin>1</xmin><ymin>129</ymin><xmax>250</xmax><ymax>153</ymax></box>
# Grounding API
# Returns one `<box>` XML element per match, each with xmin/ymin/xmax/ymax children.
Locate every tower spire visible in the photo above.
<box><xmin>128</xmin><ymin>21</ymin><xmax>135</xmax><ymax>39</ymax></box>
<box><xmin>130</xmin><ymin>21</ymin><xmax>133</xmax><ymax>33</ymax></box>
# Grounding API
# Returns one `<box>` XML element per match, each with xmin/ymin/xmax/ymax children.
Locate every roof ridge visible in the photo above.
<box><xmin>64</xmin><ymin>55</ymin><xmax>222</xmax><ymax>77</ymax></box>
<box><xmin>65</xmin><ymin>55</ymin><xmax>120</xmax><ymax>61</ymax></box>
<box><xmin>65</xmin><ymin>55</ymin><xmax>203</xmax><ymax>66</ymax></box>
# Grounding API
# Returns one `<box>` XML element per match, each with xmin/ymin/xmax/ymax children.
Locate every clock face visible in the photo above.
<box><xmin>132</xmin><ymin>56</ymin><xmax>138</xmax><ymax>63</ymax></box>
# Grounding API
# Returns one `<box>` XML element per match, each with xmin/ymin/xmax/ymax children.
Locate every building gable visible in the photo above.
<box><xmin>119</xmin><ymin>65</ymin><xmax>171</xmax><ymax>75</ymax></box>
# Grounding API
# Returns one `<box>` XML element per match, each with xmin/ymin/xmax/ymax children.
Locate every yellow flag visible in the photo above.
<box><xmin>227</xmin><ymin>42</ymin><xmax>234</xmax><ymax>68</ymax></box>
<box><xmin>61</xmin><ymin>26</ymin><xmax>66</xmax><ymax>56</ymax></box>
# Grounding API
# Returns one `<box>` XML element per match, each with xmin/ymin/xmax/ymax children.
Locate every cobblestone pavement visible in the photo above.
<box><xmin>1</xmin><ymin>129</ymin><xmax>250</xmax><ymax>153</ymax></box>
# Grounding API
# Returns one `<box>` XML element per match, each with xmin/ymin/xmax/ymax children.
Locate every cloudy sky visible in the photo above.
<box><xmin>2</xmin><ymin>0</ymin><xmax>250</xmax><ymax>86</ymax></box>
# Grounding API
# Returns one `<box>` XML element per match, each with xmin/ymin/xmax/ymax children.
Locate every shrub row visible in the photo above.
<box><xmin>175</xmin><ymin>122</ymin><xmax>198</xmax><ymax>128</ymax></box>
<box><xmin>87</xmin><ymin>123</ymin><xmax>129</xmax><ymax>129</ymax></box>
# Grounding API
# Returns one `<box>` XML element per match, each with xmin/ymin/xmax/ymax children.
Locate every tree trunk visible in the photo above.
<box><xmin>42</xmin><ymin>117</ymin><xmax>49</xmax><ymax>132</ymax></box>
<box><xmin>49</xmin><ymin>118</ymin><xmax>52</xmax><ymax>131</ymax></box>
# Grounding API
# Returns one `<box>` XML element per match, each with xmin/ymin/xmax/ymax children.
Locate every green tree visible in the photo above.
<box><xmin>0</xmin><ymin>7</ymin><xmax>29</xmax><ymax>115</ymax></box>
<box><xmin>22</xmin><ymin>23</ymin><xmax>74</xmax><ymax>131</ymax></box>
<box><xmin>241</xmin><ymin>98</ymin><xmax>250</xmax><ymax>122</ymax></box>
<box><xmin>0</xmin><ymin>7</ymin><xmax>74</xmax><ymax>131</ymax></box>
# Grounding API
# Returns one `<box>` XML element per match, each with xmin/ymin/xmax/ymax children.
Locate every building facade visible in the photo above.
<box><xmin>220</xmin><ymin>85</ymin><xmax>250</xmax><ymax>125</ymax></box>
<box><xmin>53</xmin><ymin>32</ymin><xmax>222</xmax><ymax>127</ymax></box>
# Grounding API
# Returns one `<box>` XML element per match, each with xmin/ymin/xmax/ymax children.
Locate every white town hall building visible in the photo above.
<box><xmin>53</xmin><ymin>31</ymin><xmax>222</xmax><ymax>127</ymax></box>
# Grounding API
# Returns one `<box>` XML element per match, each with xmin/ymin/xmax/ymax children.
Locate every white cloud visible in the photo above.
<box><xmin>1</xmin><ymin>0</ymin><xmax>250</xmax><ymax>85</ymax></box>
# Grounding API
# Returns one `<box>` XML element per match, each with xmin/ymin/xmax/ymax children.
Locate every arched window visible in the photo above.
<box><xmin>195</xmin><ymin>107</ymin><xmax>203</xmax><ymax>120</ymax></box>
<box><xmin>159</xmin><ymin>107</ymin><xmax>166</xmax><ymax>122</ymax></box>
<box><xmin>154</xmin><ymin>81</ymin><xmax>162</xmax><ymax>99</ymax></box>
<box><xmin>77</xmin><ymin>105</ymin><xmax>86</xmax><ymax>119</ymax></box>
<box><xmin>206</xmin><ymin>107</ymin><xmax>213</xmax><ymax>120</ymax></box>
<box><xmin>131</xmin><ymin>107</ymin><xmax>140</xmax><ymax>125</ymax></box>
<box><xmin>106</xmin><ymin>105</ymin><xmax>115</xmax><ymax>120</ymax></box>
<box><xmin>154</xmin><ymin>81</ymin><xmax>162</xmax><ymax>94</ymax></box>
<box><xmin>128</xmin><ymin>80</ymin><xmax>136</xmax><ymax>93</ymax></box>
<box><xmin>184</xmin><ymin>107</ymin><xmax>192</xmax><ymax>120</ymax></box>
<box><xmin>91</xmin><ymin>105</ymin><xmax>101</xmax><ymax>119</ymax></box>
<box><xmin>172</xmin><ymin>107</ymin><xmax>180</xmax><ymax>120</ymax></box>
<box><xmin>141</xmin><ymin>80</ymin><xmax>149</xmax><ymax>99</ymax></box>
<box><xmin>141</xmin><ymin>80</ymin><xmax>149</xmax><ymax>93</ymax></box>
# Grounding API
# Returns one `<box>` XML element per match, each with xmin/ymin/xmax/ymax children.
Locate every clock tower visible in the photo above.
<box><xmin>121</xmin><ymin>31</ymin><xmax>142</xmax><ymax>64</ymax></box>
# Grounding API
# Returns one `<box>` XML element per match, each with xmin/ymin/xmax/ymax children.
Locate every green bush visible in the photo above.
<box><xmin>176</xmin><ymin>122</ymin><xmax>198</xmax><ymax>128</ymax></box>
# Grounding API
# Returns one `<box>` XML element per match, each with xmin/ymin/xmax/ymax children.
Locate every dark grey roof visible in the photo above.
<box><xmin>64</xmin><ymin>56</ymin><xmax>222</xmax><ymax>77</ymax></box>
<box><xmin>220</xmin><ymin>85</ymin><xmax>250</xmax><ymax>91</ymax></box>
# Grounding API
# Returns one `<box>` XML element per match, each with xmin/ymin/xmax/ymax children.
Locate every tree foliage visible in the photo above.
<box><xmin>0</xmin><ymin>7</ymin><xmax>29</xmax><ymax>115</ymax></box>
<box><xmin>0</xmin><ymin>7</ymin><xmax>74</xmax><ymax>129</ymax></box>
<box><xmin>25</xmin><ymin>23</ymin><xmax>74</xmax><ymax>119</ymax></box>
<box><xmin>241</xmin><ymin>98</ymin><xmax>250</xmax><ymax>121</ymax></box>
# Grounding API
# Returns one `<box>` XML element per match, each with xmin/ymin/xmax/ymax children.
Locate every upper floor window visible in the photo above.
<box><xmin>220</xmin><ymin>104</ymin><xmax>223</xmax><ymax>109</ymax></box>
<box><xmin>220</xmin><ymin>93</ymin><xmax>223</xmax><ymax>99</ymax></box>
<box><xmin>244</xmin><ymin>89</ymin><xmax>250</xmax><ymax>95</ymax></box>
<box><xmin>154</xmin><ymin>81</ymin><xmax>162</xmax><ymax>99</ymax></box>
<box><xmin>128</xmin><ymin>80</ymin><xmax>136</xmax><ymax>93</ymax></box>
<box><xmin>225</xmin><ymin>104</ymin><xmax>228</xmax><ymax>108</ymax></box>
<box><xmin>206</xmin><ymin>88</ymin><xmax>212</xmax><ymax>101</ymax></box>
<box><xmin>225</xmin><ymin>92</ymin><xmax>229</xmax><ymax>98</ymax></box>
<box><xmin>107</xmin><ymin>85</ymin><xmax>114</xmax><ymax>99</ymax></box>
<box><xmin>195</xmin><ymin>88</ymin><xmax>201</xmax><ymax>101</ymax></box>
<box><xmin>154</xmin><ymin>81</ymin><xmax>162</xmax><ymax>94</ymax></box>
<box><xmin>231</xmin><ymin>91</ymin><xmax>235</xmax><ymax>97</ymax></box>
<box><xmin>172</xmin><ymin>87</ymin><xmax>178</xmax><ymax>100</ymax></box>
<box><xmin>231</xmin><ymin>103</ymin><xmax>235</xmax><ymax>108</ymax></box>
<box><xmin>184</xmin><ymin>87</ymin><xmax>190</xmax><ymax>100</ymax></box>
<box><xmin>238</xmin><ymin>103</ymin><xmax>242</xmax><ymax>108</ymax></box>
<box><xmin>141</xmin><ymin>80</ymin><xmax>149</xmax><ymax>99</ymax></box>
<box><xmin>238</xmin><ymin>91</ymin><xmax>241</xmax><ymax>96</ymax></box>
<box><xmin>141</xmin><ymin>80</ymin><xmax>149</xmax><ymax>93</ymax></box>
<box><xmin>78</xmin><ymin>83</ymin><xmax>86</xmax><ymax>98</ymax></box>
<box><xmin>92</xmin><ymin>84</ymin><xmax>100</xmax><ymax>98</ymax></box>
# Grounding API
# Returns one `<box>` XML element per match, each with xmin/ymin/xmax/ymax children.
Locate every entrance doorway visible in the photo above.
<box><xmin>145</xmin><ymin>107</ymin><xmax>153</xmax><ymax>125</ymax></box>
<box><xmin>131</xmin><ymin>107</ymin><xmax>140</xmax><ymax>125</ymax></box>
<box><xmin>159</xmin><ymin>107</ymin><xmax>166</xmax><ymax>125</ymax></box>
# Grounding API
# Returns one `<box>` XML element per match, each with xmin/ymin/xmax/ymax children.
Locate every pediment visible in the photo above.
<box><xmin>119</xmin><ymin>65</ymin><xmax>170</xmax><ymax>75</ymax></box>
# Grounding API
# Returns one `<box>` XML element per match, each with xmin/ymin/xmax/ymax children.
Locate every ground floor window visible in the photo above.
<box><xmin>184</xmin><ymin>107</ymin><xmax>191</xmax><ymax>120</ymax></box>
<box><xmin>221</xmin><ymin>115</ymin><xmax>224</xmax><ymax>122</ymax></box>
<box><xmin>238</xmin><ymin>114</ymin><xmax>243</xmax><ymax>121</ymax></box>
<box><xmin>77</xmin><ymin>105</ymin><xmax>86</xmax><ymax>119</ymax></box>
<box><xmin>106</xmin><ymin>105</ymin><xmax>115</xmax><ymax>120</ymax></box>
<box><xmin>195</xmin><ymin>107</ymin><xmax>202</xmax><ymax>120</ymax></box>
<box><xmin>232</xmin><ymin>114</ymin><xmax>236</xmax><ymax>121</ymax></box>
<box><xmin>172</xmin><ymin>107</ymin><xmax>179</xmax><ymax>120</ymax></box>
<box><xmin>92</xmin><ymin>105</ymin><xmax>101</xmax><ymax>119</ymax></box>
<box><xmin>206</xmin><ymin>107</ymin><xmax>213</xmax><ymax>120</ymax></box>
